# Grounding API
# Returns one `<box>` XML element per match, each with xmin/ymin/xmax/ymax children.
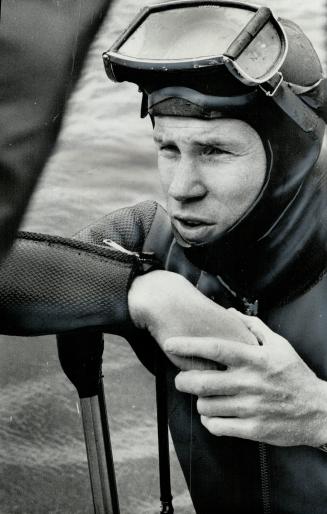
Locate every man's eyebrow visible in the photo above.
<box><xmin>153</xmin><ymin>135</ymin><xmax>176</xmax><ymax>145</ymax></box>
<box><xmin>153</xmin><ymin>134</ymin><xmax>240</xmax><ymax>148</ymax></box>
<box><xmin>194</xmin><ymin>139</ymin><xmax>236</xmax><ymax>148</ymax></box>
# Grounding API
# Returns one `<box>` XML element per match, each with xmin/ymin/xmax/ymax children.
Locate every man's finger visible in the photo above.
<box><xmin>164</xmin><ymin>336</ymin><xmax>258</xmax><ymax>367</ymax></box>
<box><xmin>201</xmin><ymin>415</ymin><xmax>258</xmax><ymax>441</ymax></box>
<box><xmin>228</xmin><ymin>309</ymin><xmax>276</xmax><ymax>345</ymax></box>
<box><xmin>175</xmin><ymin>369</ymin><xmax>243</xmax><ymax>396</ymax></box>
<box><xmin>197</xmin><ymin>396</ymin><xmax>252</xmax><ymax>418</ymax></box>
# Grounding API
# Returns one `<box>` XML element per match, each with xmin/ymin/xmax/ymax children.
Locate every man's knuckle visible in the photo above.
<box><xmin>234</xmin><ymin>371</ymin><xmax>253</xmax><ymax>393</ymax></box>
<box><xmin>247</xmin><ymin>419</ymin><xmax>261</xmax><ymax>439</ymax></box>
<box><xmin>241</xmin><ymin>397</ymin><xmax>257</xmax><ymax>416</ymax></box>
<box><xmin>213</xmin><ymin>341</ymin><xmax>222</xmax><ymax>362</ymax></box>
<box><xmin>197</xmin><ymin>379</ymin><xmax>210</xmax><ymax>396</ymax></box>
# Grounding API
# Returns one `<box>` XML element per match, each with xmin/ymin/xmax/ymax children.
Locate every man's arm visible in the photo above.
<box><xmin>128</xmin><ymin>270</ymin><xmax>257</xmax><ymax>370</ymax></box>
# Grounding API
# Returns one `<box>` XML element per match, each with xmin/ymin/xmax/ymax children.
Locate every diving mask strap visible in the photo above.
<box><xmin>296</xmin><ymin>77</ymin><xmax>327</xmax><ymax>123</ymax></box>
<box><xmin>142</xmin><ymin>87</ymin><xmax>259</xmax><ymax>120</ymax></box>
<box><xmin>260</xmin><ymin>73</ymin><xmax>323</xmax><ymax>138</ymax></box>
<box><xmin>142</xmin><ymin>76</ymin><xmax>325</xmax><ymax>138</ymax></box>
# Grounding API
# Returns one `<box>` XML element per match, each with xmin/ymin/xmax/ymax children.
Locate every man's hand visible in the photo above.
<box><xmin>128</xmin><ymin>271</ymin><xmax>257</xmax><ymax>370</ymax></box>
<box><xmin>165</xmin><ymin>310</ymin><xmax>327</xmax><ymax>448</ymax></box>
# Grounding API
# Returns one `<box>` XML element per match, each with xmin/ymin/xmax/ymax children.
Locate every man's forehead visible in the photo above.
<box><xmin>153</xmin><ymin>116</ymin><xmax>254</xmax><ymax>143</ymax></box>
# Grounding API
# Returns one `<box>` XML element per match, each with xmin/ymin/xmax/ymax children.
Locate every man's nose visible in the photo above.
<box><xmin>168</xmin><ymin>158</ymin><xmax>206</xmax><ymax>202</ymax></box>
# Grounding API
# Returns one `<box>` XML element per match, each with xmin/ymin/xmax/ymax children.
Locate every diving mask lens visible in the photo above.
<box><xmin>104</xmin><ymin>1</ymin><xmax>287</xmax><ymax>87</ymax></box>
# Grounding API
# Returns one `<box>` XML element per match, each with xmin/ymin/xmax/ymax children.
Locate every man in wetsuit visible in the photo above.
<box><xmin>100</xmin><ymin>3</ymin><xmax>327</xmax><ymax>512</ymax></box>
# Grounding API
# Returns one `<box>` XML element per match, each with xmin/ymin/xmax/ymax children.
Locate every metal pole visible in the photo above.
<box><xmin>156</xmin><ymin>357</ymin><xmax>174</xmax><ymax>514</ymax></box>
<box><xmin>57</xmin><ymin>332</ymin><xmax>120</xmax><ymax>514</ymax></box>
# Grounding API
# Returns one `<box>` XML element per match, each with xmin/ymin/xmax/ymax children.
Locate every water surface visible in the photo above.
<box><xmin>0</xmin><ymin>1</ymin><xmax>326</xmax><ymax>512</ymax></box>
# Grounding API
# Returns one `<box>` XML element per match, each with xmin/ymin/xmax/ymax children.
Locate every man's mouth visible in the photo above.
<box><xmin>174</xmin><ymin>216</ymin><xmax>212</xmax><ymax>227</ymax></box>
<box><xmin>172</xmin><ymin>216</ymin><xmax>215</xmax><ymax>243</ymax></box>
<box><xmin>178</xmin><ymin>219</ymin><xmax>204</xmax><ymax>227</ymax></box>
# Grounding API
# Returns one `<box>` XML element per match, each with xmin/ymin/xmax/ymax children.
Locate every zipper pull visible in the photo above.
<box><xmin>102</xmin><ymin>239</ymin><xmax>162</xmax><ymax>271</ymax></box>
<box><xmin>103</xmin><ymin>239</ymin><xmax>140</xmax><ymax>257</ymax></box>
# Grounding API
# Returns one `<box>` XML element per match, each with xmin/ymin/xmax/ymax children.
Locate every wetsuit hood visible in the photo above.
<box><xmin>146</xmin><ymin>19</ymin><xmax>327</xmax><ymax>307</ymax></box>
<box><xmin>104</xmin><ymin>10</ymin><xmax>327</xmax><ymax>307</ymax></box>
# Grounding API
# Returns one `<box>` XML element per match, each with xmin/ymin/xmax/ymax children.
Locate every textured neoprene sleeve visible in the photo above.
<box><xmin>0</xmin><ymin>201</ymin><xmax>158</xmax><ymax>336</ymax></box>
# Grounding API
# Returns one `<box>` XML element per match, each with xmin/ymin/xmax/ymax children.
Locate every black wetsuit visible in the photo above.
<box><xmin>76</xmin><ymin>198</ymin><xmax>327</xmax><ymax>514</ymax></box>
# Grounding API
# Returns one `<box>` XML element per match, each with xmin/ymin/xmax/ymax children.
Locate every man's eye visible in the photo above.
<box><xmin>201</xmin><ymin>146</ymin><xmax>224</xmax><ymax>156</ymax></box>
<box><xmin>161</xmin><ymin>145</ymin><xmax>178</xmax><ymax>151</ymax></box>
<box><xmin>160</xmin><ymin>145</ymin><xmax>179</xmax><ymax>155</ymax></box>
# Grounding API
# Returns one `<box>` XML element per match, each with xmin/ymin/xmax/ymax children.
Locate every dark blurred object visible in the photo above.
<box><xmin>0</xmin><ymin>0</ymin><xmax>111</xmax><ymax>263</ymax></box>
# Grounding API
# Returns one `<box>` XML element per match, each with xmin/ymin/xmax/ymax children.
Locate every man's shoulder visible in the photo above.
<box><xmin>74</xmin><ymin>200</ymin><xmax>173</xmax><ymax>257</ymax></box>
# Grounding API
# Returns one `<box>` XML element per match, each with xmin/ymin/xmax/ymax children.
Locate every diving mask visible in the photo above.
<box><xmin>103</xmin><ymin>1</ymin><xmax>287</xmax><ymax>91</ymax></box>
<box><xmin>103</xmin><ymin>1</ymin><xmax>327</xmax><ymax>136</ymax></box>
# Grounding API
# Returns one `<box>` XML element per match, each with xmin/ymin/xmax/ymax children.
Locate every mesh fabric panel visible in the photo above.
<box><xmin>75</xmin><ymin>201</ymin><xmax>158</xmax><ymax>252</ymax></box>
<box><xmin>0</xmin><ymin>202</ymin><xmax>159</xmax><ymax>336</ymax></box>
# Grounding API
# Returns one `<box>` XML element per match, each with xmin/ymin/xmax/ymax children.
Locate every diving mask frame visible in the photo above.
<box><xmin>102</xmin><ymin>0</ymin><xmax>327</xmax><ymax>137</ymax></box>
<box><xmin>103</xmin><ymin>1</ymin><xmax>288</xmax><ymax>89</ymax></box>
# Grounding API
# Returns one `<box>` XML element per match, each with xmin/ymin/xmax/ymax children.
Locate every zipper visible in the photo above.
<box><xmin>259</xmin><ymin>442</ymin><xmax>271</xmax><ymax>514</ymax></box>
<box><xmin>216</xmin><ymin>275</ymin><xmax>271</xmax><ymax>513</ymax></box>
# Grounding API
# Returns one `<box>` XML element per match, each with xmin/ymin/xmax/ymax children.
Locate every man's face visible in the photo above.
<box><xmin>153</xmin><ymin>116</ymin><xmax>266</xmax><ymax>245</ymax></box>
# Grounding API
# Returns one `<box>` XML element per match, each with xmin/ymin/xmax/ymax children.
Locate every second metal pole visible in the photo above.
<box><xmin>80</xmin><ymin>380</ymin><xmax>119</xmax><ymax>514</ymax></box>
<box><xmin>57</xmin><ymin>332</ymin><xmax>120</xmax><ymax>514</ymax></box>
